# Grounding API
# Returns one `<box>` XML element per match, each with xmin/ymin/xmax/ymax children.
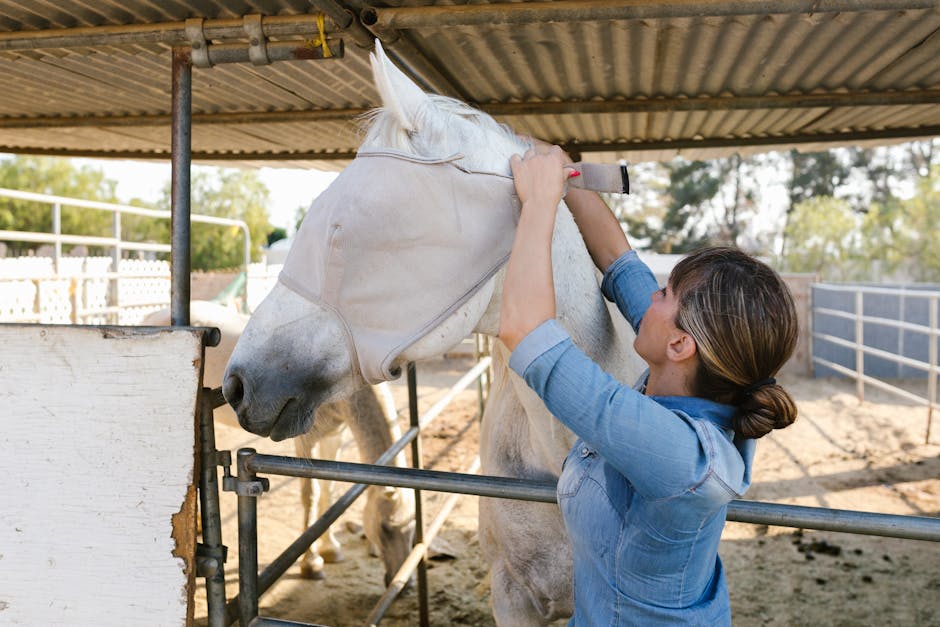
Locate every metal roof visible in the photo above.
<box><xmin>1</xmin><ymin>1</ymin><xmax>939</xmax><ymax>168</ymax></box>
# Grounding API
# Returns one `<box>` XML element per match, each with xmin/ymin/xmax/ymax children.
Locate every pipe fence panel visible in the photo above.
<box><xmin>812</xmin><ymin>282</ymin><xmax>940</xmax><ymax>442</ymax></box>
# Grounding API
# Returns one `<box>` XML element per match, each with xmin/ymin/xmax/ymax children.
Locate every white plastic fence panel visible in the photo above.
<box><xmin>0</xmin><ymin>325</ymin><xmax>203</xmax><ymax>626</ymax></box>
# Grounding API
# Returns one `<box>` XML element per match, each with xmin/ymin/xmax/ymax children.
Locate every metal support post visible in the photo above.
<box><xmin>198</xmin><ymin>388</ymin><xmax>229</xmax><ymax>627</ymax></box>
<box><xmin>927</xmin><ymin>297</ymin><xmax>937</xmax><ymax>444</ymax></box>
<box><xmin>171</xmin><ymin>46</ymin><xmax>192</xmax><ymax>327</ymax></box>
<box><xmin>52</xmin><ymin>202</ymin><xmax>61</xmax><ymax>274</ymax></box>
<box><xmin>407</xmin><ymin>363</ymin><xmax>430</xmax><ymax>627</ymax></box>
<box><xmin>110</xmin><ymin>211</ymin><xmax>121</xmax><ymax>323</ymax></box>
<box><xmin>233</xmin><ymin>448</ymin><xmax>269</xmax><ymax>625</ymax></box>
<box><xmin>855</xmin><ymin>291</ymin><xmax>864</xmax><ymax>402</ymax></box>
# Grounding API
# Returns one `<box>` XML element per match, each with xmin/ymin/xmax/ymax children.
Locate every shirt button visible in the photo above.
<box><xmin>580</xmin><ymin>446</ymin><xmax>590</xmax><ymax>456</ymax></box>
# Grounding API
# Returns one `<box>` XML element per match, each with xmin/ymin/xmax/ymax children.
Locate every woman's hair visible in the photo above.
<box><xmin>669</xmin><ymin>247</ymin><xmax>799</xmax><ymax>439</ymax></box>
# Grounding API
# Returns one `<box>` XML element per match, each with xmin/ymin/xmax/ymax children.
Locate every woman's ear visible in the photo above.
<box><xmin>666</xmin><ymin>331</ymin><xmax>697</xmax><ymax>363</ymax></box>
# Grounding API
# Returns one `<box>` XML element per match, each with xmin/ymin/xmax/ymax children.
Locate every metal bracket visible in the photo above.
<box><xmin>195</xmin><ymin>543</ymin><xmax>229</xmax><ymax>576</ymax></box>
<box><xmin>185</xmin><ymin>18</ymin><xmax>211</xmax><ymax>68</ymax></box>
<box><xmin>223</xmin><ymin>474</ymin><xmax>270</xmax><ymax>496</ymax></box>
<box><xmin>243</xmin><ymin>14</ymin><xmax>269</xmax><ymax>66</ymax></box>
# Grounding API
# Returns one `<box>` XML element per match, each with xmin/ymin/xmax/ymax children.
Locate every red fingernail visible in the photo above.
<box><xmin>568</xmin><ymin>171</ymin><xmax>581</xmax><ymax>178</ymax></box>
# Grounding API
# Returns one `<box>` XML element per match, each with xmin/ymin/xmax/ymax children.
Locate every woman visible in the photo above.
<box><xmin>499</xmin><ymin>144</ymin><xmax>799</xmax><ymax>625</ymax></box>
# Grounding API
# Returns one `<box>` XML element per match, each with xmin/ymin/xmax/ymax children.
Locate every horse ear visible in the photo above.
<box><xmin>369</xmin><ymin>39</ymin><xmax>427</xmax><ymax>133</ymax></box>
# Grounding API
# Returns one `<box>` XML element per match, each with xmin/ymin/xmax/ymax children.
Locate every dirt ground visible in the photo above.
<box><xmin>194</xmin><ymin>355</ymin><xmax>940</xmax><ymax>627</ymax></box>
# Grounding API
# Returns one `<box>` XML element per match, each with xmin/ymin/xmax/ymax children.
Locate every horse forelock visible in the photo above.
<box><xmin>360</xmin><ymin>94</ymin><xmax>528</xmax><ymax>174</ymax></box>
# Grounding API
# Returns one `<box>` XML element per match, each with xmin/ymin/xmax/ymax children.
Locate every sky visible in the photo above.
<box><xmin>76</xmin><ymin>158</ymin><xmax>339</xmax><ymax>235</ymax></box>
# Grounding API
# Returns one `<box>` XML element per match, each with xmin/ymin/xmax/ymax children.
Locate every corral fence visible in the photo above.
<box><xmin>194</xmin><ymin>342</ymin><xmax>940</xmax><ymax>627</ymax></box>
<box><xmin>812</xmin><ymin>282</ymin><xmax>940</xmax><ymax>443</ymax></box>
<box><xmin>0</xmin><ymin>187</ymin><xmax>252</xmax><ymax>323</ymax></box>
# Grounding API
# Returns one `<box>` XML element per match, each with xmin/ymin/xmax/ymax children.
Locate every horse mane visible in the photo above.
<box><xmin>359</xmin><ymin>94</ymin><xmax>528</xmax><ymax>173</ymax></box>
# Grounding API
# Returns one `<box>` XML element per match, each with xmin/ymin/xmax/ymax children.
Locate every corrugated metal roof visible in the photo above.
<box><xmin>1</xmin><ymin>1</ymin><xmax>938</xmax><ymax>167</ymax></box>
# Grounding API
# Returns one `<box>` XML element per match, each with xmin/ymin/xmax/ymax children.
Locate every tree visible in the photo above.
<box><xmin>781</xmin><ymin>196</ymin><xmax>863</xmax><ymax>280</ymax></box>
<box><xmin>160</xmin><ymin>168</ymin><xmax>273</xmax><ymax>270</ymax></box>
<box><xmin>653</xmin><ymin>159</ymin><xmax>722</xmax><ymax>253</ymax></box>
<box><xmin>0</xmin><ymin>155</ymin><xmax>119</xmax><ymax>255</ymax></box>
<box><xmin>879</xmin><ymin>166</ymin><xmax>940</xmax><ymax>282</ymax></box>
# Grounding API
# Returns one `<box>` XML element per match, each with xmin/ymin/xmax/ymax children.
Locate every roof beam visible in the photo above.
<box><xmin>564</xmin><ymin>125</ymin><xmax>940</xmax><ymax>154</ymax></box>
<box><xmin>2</xmin><ymin>89</ymin><xmax>939</xmax><ymax>129</ymax></box>
<box><xmin>3</xmin><ymin>125</ymin><xmax>938</xmax><ymax>162</ymax></box>
<box><xmin>363</xmin><ymin>1</ymin><xmax>940</xmax><ymax>30</ymax></box>
<box><xmin>0</xmin><ymin>14</ymin><xmax>335</xmax><ymax>51</ymax></box>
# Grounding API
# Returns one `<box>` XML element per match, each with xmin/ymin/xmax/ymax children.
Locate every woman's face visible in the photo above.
<box><xmin>634</xmin><ymin>283</ymin><xmax>683</xmax><ymax>366</ymax></box>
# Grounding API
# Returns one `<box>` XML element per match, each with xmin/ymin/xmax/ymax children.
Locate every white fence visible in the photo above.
<box><xmin>0</xmin><ymin>256</ymin><xmax>171</xmax><ymax>324</ymax></box>
<box><xmin>812</xmin><ymin>282</ymin><xmax>939</xmax><ymax>443</ymax></box>
<box><xmin>0</xmin><ymin>257</ymin><xmax>282</xmax><ymax>324</ymax></box>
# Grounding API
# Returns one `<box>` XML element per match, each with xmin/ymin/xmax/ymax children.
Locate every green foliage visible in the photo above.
<box><xmin>160</xmin><ymin>168</ymin><xmax>273</xmax><ymax>271</ymax></box>
<box><xmin>781</xmin><ymin>196</ymin><xmax>862</xmax><ymax>280</ymax></box>
<box><xmin>0</xmin><ymin>156</ymin><xmax>119</xmax><ymax>255</ymax></box>
<box><xmin>267</xmin><ymin>227</ymin><xmax>287</xmax><ymax>246</ymax></box>
<box><xmin>876</xmin><ymin>166</ymin><xmax>940</xmax><ymax>282</ymax></box>
<box><xmin>782</xmin><ymin>163</ymin><xmax>940</xmax><ymax>282</ymax></box>
<box><xmin>788</xmin><ymin>150</ymin><xmax>851</xmax><ymax>208</ymax></box>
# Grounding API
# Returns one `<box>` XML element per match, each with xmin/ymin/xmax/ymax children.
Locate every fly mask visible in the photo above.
<box><xmin>279</xmin><ymin>149</ymin><xmax>628</xmax><ymax>384</ymax></box>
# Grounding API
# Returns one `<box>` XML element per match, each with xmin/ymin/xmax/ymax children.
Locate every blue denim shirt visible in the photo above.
<box><xmin>509</xmin><ymin>250</ymin><xmax>756</xmax><ymax>626</ymax></box>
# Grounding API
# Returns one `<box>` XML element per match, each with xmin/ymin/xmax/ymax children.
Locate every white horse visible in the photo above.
<box><xmin>142</xmin><ymin>301</ymin><xmax>414</xmax><ymax>583</ymax></box>
<box><xmin>223</xmin><ymin>42</ymin><xmax>644</xmax><ymax>624</ymax></box>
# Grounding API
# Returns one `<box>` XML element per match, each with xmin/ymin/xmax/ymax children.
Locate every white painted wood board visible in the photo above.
<box><xmin>0</xmin><ymin>325</ymin><xmax>205</xmax><ymax>626</ymax></box>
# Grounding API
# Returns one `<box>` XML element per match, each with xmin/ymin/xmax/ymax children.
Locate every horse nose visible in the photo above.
<box><xmin>222</xmin><ymin>370</ymin><xmax>246</xmax><ymax>413</ymax></box>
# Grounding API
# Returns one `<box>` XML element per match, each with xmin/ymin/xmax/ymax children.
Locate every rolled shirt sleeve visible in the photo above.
<box><xmin>600</xmin><ymin>249</ymin><xmax>660</xmax><ymax>334</ymax></box>
<box><xmin>509</xmin><ymin>319</ymin><xmax>710</xmax><ymax>500</ymax></box>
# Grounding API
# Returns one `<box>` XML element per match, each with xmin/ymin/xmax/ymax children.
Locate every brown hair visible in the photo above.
<box><xmin>669</xmin><ymin>247</ymin><xmax>799</xmax><ymax>439</ymax></box>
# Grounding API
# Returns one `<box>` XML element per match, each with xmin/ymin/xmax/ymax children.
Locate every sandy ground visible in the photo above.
<box><xmin>194</xmin><ymin>356</ymin><xmax>940</xmax><ymax>627</ymax></box>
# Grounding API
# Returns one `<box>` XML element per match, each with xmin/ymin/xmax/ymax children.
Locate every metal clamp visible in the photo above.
<box><xmin>195</xmin><ymin>543</ymin><xmax>229</xmax><ymax>576</ymax></box>
<box><xmin>223</xmin><ymin>473</ymin><xmax>270</xmax><ymax>496</ymax></box>
<box><xmin>243</xmin><ymin>14</ymin><xmax>269</xmax><ymax>66</ymax></box>
<box><xmin>185</xmin><ymin>18</ymin><xmax>211</xmax><ymax>68</ymax></box>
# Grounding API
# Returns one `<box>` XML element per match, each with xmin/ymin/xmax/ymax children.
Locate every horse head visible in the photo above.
<box><xmin>224</xmin><ymin>41</ymin><xmax>528</xmax><ymax>440</ymax></box>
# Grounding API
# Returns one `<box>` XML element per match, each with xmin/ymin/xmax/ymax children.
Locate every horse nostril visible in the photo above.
<box><xmin>223</xmin><ymin>372</ymin><xmax>245</xmax><ymax>410</ymax></box>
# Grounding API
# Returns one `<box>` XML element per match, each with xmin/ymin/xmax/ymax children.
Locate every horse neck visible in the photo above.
<box><xmin>481</xmin><ymin>201</ymin><xmax>623</xmax><ymax>370</ymax></box>
<box><xmin>340</xmin><ymin>386</ymin><xmax>406</xmax><ymax>467</ymax></box>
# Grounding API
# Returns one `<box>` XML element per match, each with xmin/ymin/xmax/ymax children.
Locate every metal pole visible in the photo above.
<box><xmin>199</xmin><ymin>388</ymin><xmax>228</xmax><ymax>627</ymax></box>
<box><xmin>171</xmin><ymin>47</ymin><xmax>192</xmax><ymax>327</ymax></box>
<box><xmin>52</xmin><ymin>202</ymin><xmax>61</xmax><ymax>274</ymax></box>
<box><xmin>111</xmin><ymin>210</ymin><xmax>121</xmax><ymax>323</ymax></box>
<box><xmin>0</xmin><ymin>14</ymin><xmax>339</xmax><ymax>51</ymax></box>
<box><xmin>927</xmin><ymin>296</ymin><xmax>937</xmax><ymax>444</ymax></box>
<box><xmin>5</xmin><ymin>89</ymin><xmax>940</xmax><ymax>130</ymax></box>
<box><xmin>223</xmin><ymin>427</ymin><xmax>421</xmax><ymax>624</ymax></box>
<box><xmin>364</xmin><ymin>0</ymin><xmax>940</xmax><ymax>30</ymax></box>
<box><xmin>855</xmin><ymin>290</ymin><xmax>864</xmax><ymax>402</ymax></box>
<box><xmin>407</xmin><ymin>363</ymin><xmax>430</xmax><ymax>627</ymax></box>
<box><xmin>245</xmin><ymin>454</ymin><xmax>940</xmax><ymax>542</ymax></box>
<box><xmin>237</xmin><ymin>448</ymin><xmax>262</xmax><ymax>625</ymax></box>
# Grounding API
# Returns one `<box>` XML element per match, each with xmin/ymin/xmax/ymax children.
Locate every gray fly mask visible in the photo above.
<box><xmin>279</xmin><ymin>149</ymin><xmax>627</xmax><ymax>384</ymax></box>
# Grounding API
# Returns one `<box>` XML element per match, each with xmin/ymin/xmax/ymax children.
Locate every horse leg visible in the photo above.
<box><xmin>297</xmin><ymin>436</ymin><xmax>328</xmax><ymax>579</ymax></box>
<box><xmin>296</xmin><ymin>432</ymin><xmax>345</xmax><ymax>578</ymax></box>
<box><xmin>312</xmin><ymin>429</ymin><xmax>345</xmax><ymax>565</ymax></box>
<box><xmin>480</xmin><ymin>498</ymin><xmax>573</xmax><ymax>626</ymax></box>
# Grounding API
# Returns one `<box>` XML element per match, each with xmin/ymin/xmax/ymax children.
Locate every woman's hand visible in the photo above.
<box><xmin>509</xmin><ymin>144</ymin><xmax>574</xmax><ymax>210</ymax></box>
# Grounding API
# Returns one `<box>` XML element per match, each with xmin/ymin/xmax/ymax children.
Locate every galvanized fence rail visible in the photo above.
<box><xmin>0</xmin><ymin>187</ymin><xmax>252</xmax><ymax>321</ymax></box>
<box><xmin>812</xmin><ymin>282</ymin><xmax>940</xmax><ymax>443</ymax></box>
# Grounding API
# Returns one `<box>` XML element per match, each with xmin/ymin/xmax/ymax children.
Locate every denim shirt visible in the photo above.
<box><xmin>509</xmin><ymin>250</ymin><xmax>756</xmax><ymax>626</ymax></box>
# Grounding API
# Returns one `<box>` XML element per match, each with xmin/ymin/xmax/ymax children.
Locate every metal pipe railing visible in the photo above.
<box><xmin>362</xmin><ymin>0</ymin><xmax>939</xmax><ymax>30</ymax></box>
<box><xmin>0</xmin><ymin>188</ymin><xmax>251</xmax><ymax>271</ymax></box>
<box><xmin>225</xmin><ymin>357</ymin><xmax>491</xmax><ymax>626</ymax></box>
<box><xmin>813</xmin><ymin>282</ymin><xmax>940</xmax><ymax>443</ymax></box>
<box><xmin>245</xmin><ymin>455</ymin><xmax>940</xmax><ymax>543</ymax></box>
